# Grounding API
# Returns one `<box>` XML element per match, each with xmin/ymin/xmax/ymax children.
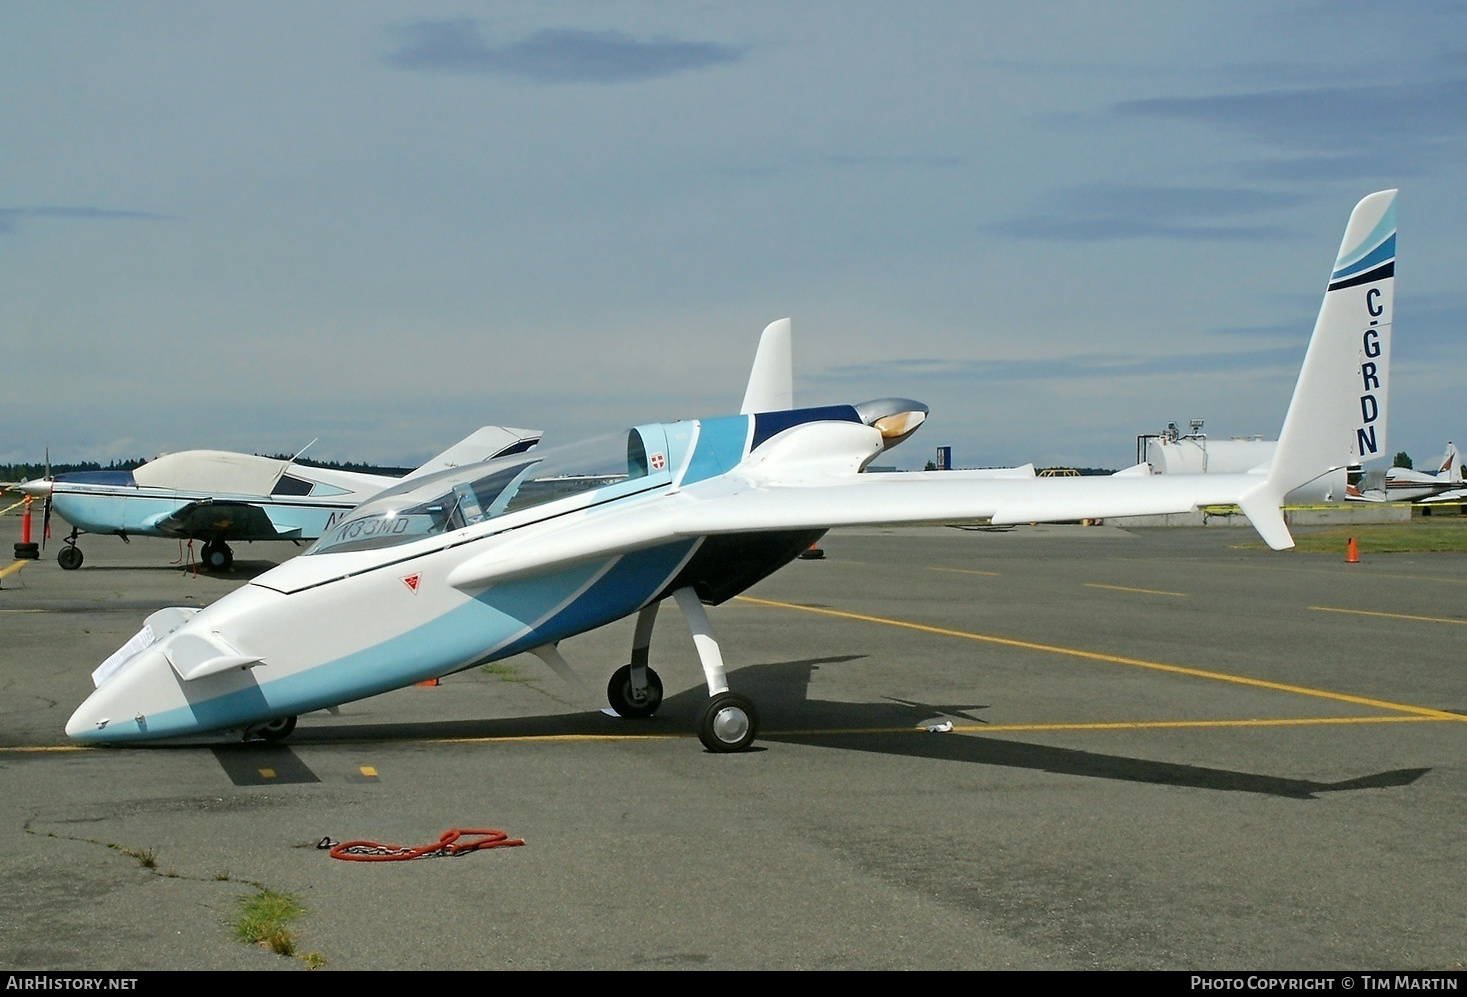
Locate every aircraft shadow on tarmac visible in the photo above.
<box><xmin>63</xmin><ymin>559</ymin><xmax>282</xmax><ymax>579</ymax></box>
<box><xmin>260</xmin><ymin>655</ymin><xmax>1427</xmax><ymax>801</ymax></box>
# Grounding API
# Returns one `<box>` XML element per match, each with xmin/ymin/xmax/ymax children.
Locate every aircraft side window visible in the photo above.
<box><xmin>271</xmin><ymin>474</ymin><xmax>313</xmax><ymax>497</ymax></box>
<box><xmin>627</xmin><ymin>430</ymin><xmax>648</xmax><ymax>480</ymax></box>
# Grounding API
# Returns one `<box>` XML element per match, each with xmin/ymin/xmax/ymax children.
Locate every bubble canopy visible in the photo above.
<box><xmin>308</xmin><ymin>426</ymin><xmax>671</xmax><ymax>555</ymax></box>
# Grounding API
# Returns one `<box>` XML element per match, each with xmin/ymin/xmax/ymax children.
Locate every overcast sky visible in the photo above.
<box><xmin>3</xmin><ymin>2</ymin><xmax>1464</xmax><ymax>471</ymax></box>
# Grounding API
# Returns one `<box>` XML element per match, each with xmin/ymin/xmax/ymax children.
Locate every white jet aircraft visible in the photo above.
<box><xmin>66</xmin><ymin>190</ymin><xmax>1397</xmax><ymax>752</ymax></box>
<box><xmin>18</xmin><ymin>426</ymin><xmax>540</xmax><ymax>570</ymax></box>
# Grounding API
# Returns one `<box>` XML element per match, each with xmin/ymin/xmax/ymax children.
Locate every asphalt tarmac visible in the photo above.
<box><xmin>1</xmin><ymin>525</ymin><xmax>1463</xmax><ymax>971</ymax></box>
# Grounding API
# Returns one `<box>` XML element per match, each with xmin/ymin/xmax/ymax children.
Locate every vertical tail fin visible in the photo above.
<box><xmin>1238</xmin><ymin>190</ymin><xmax>1397</xmax><ymax>548</ymax></box>
<box><xmin>740</xmin><ymin>318</ymin><xmax>794</xmax><ymax>414</ymax></box>
<box><xmin>1438</xmin><ymin>442</ymin><xmax>1460</xmax><ymax>481</ymax></box>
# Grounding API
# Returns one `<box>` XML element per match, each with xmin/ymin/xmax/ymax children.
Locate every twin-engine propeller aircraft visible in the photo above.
<box><xmin>67</xmin><ymin>190</ymin><xmax>1397</xmax><ymax>752</ymax></box>
<box><xmin>18</xmin><ymin>427</ymin><xmax>540</xmax><ymax>570</ymax></box>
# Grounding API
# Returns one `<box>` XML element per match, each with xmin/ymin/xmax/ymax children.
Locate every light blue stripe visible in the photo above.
<box><xmin>1334</xmin><ymin>196</ymin><xmax>1397</xmax><ymax>271</ymax></box>
<box><xmin>681</xmin><ymin>415</ymin><xmax>749</xmax><ymax>485</ymax></box>
<box><xmin>1331</xmin><ymin>233</ymin><xmax>1395</xmax><ymax>282</ymax></box>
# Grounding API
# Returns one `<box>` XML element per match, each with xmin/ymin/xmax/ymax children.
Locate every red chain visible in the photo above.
<box><xmin>327</xmin><ymin>828</ymin><xmax>525</xmax><ymax>862</ymax></box>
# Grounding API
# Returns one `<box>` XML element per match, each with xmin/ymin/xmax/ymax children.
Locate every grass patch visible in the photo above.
<box><xmin>480</xmin><ymin>662</ymin><xmax>529</xmax><ymax>682</ymax></box>
<box><xmin>235</xmin><ymin>888</ymin><xmax>307</xmax><ymax>958</ymax></box>
<box><xmin>1276</xmin><ymin>518</ymin><xmax>1467</xmax><ymax>554</ymax></box>
<box><xmin>109</xmin><ymin>844</ymin><xmax>156</xmax><ymax>869</ymax></box>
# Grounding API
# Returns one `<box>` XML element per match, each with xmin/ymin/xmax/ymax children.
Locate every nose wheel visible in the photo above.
<box><xmin>248</xmin><ymin>716</ymin><xmax>297</xmax><ymax>741</ymax></box>
<box><xmin>697</xmin><ymin>692</ymin><xmax>758</xmax><ymax>753</ymax></box>
<box><xmin>57</xmin><ymin>528</ymin><xmax>83</xmax><ymax>570</ymax></box>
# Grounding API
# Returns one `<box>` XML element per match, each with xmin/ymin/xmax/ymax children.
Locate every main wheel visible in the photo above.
<box><xmin>251</xmin><ymin>716</ymin><xmax>297</xmax><ymax>741</ymax></box>
<box><xmin>697</xmin><ymin>692</ymin><xmax>759</xmax><ymax>753</ymax></box>
<box><xmin>201</xmin><ymin>542</ymin><xmax>233</xmax><ymax>571</ymax></box>
<box><xmin>606</xmin><ymin>663</ymin><xmax>663</xmax><ymax>718</ymax></box>
<box><xmin>57</xmin><ymin>545</ymin><xmax>83</xmax><ymax>570</ymax></box>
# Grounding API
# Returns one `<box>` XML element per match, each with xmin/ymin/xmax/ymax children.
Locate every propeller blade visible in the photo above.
<box><xmin>42</xmin><ymin>446</ymin><xmax>52</xmax><ymax>548</ymax></box>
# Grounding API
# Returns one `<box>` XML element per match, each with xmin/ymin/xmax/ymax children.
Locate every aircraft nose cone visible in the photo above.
<box><xmin>65</xmin><ymin>703</ymin><xmax>105</xmax><ymax>739</ymax></box>
<box><xmin>16</xmin><ymin>478</ymin><xmax>52</xmax><ymax>497</ymax></box>
<box><xmin>64</xmin><ymin>646</ymin><xmax>176</xmax><ymax>743</ymax></box>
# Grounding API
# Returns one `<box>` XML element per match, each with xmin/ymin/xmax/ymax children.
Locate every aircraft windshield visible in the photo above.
<box><xmin>308</xmin><ymin>428</ymin><xmax>662</xmax><ymax>555</ymax></box>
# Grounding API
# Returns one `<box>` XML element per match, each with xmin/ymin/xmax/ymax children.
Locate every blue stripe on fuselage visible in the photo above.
<box><xmin>493</xmin><ymin>538</ymin><xmax>698</xmax><ymax>657</ymax></box>
<box><xmin>751</xmin><ymin>405</ymin><xmax>862</xmax><ymax>450</ymax></box>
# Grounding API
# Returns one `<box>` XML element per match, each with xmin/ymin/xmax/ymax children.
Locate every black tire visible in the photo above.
<box><xmin>202</xmin><ymin>543</ymin><xmax>233</xmax><ymax>571</ymax></box>
<box><xmin>57</xmin><ymin>546</ymin><xmax>83</xmax><ymax>570</ymax></box>
<box><xmin>697</xmin><ymin>692</ymin><xmax>759</xmax><ymax>753</ymax></box>
<box><xmin>14</xmin><ymin>542</ymin><xmax>39</xmax><ymax>560</ymax></box>
<box><xmin>606</xmin><ymin>663</ymin><xmax>663</xmax><ymax>718</ymax></box>
<box><xmin>252</xmin><ymin>716</ymin><xmax>297</xmax><ymax>741</ymax></box>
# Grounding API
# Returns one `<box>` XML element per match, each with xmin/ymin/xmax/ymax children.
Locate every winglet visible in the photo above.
<box><xmin>1257</xmin><ymin>189</ymin><xmax>1397</xmax><ymax>548</ymax></box>
<box><xmin>740</xmin><ymin>318</ymin><xmax>793</xmax><ymax>414</ymax></box>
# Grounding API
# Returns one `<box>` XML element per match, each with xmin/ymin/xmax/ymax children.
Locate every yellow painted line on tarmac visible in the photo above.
<box><xmin>1084</xmin><ymin>582</ymin><xmax>1188</xmax><ymax>597</ymax></box>
<box><xmin>1311</xmin><ymin>605</ymin><xmax>1467</xmax><ymax>626</ymax></box>
<box><xmin>929</xmin><ymin>567</ymin><xmax>1001</xmax><ymax>577</ymax></box>
<box><xmin>775</xmin><ymin>715</ymin><xmax>1444</xmax><ymax>737</ymax></box>
<box><xmin>734</xmin><ymin>595</ymin><xmax>1465</xmax><ymax>722</ymax></box>
<box><xmin>1</xmin><ymin>560</ymin><xmax>33</xmax><ymax>582</ymax></box>
<box><xmin>1209</xmin><ymin>559</ymin><xmax>1467</xmax><ymax>586</ymax></box>
<box><xmin>7</xmin><ymin>711</ymin><xmax>1458</xmax><ymax>755</ymax></box>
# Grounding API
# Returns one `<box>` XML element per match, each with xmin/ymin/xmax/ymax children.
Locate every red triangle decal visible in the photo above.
<box><xmin>402</xmin><ymin>573</ymin><xmax>420</xmax><ymax>593</ymax></box>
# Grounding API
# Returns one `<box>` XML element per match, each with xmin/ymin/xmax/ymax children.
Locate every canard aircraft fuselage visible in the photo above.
<box><xmin>68</xmin><ymin>190</ymin><xmax>1398</xmax><ymax>752</ymax></box>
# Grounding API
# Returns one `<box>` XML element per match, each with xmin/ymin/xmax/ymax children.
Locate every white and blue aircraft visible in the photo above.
<box><xmin>19</xmin><ymin>426</ymin><xmax>540</xmax><ymax>571</ymax></box>
<box><xmin>67</xmin><ymin>190</ymin><xmax>1397</xmax><ymax>752</ymax></box>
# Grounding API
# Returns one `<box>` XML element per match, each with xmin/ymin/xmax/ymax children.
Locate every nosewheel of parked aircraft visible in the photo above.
<box><xmin>249</xmin><ymin>716</ymin><xmax>297</xmax><ymax>742</ymax></box>
<box><xmin>606</xmin><ymin>664</ymin><xmax>663</xmax><ymax>718</ymax></box>
<box><xmin>698</xmin><ymin>692</ymin><xmax>758</xmax><ymax>753</ymax></box>
<box><xmin>200</xmin><ymin>540</ymin><xmax>233</xmax><ymax>572</ymax></box>
<box><xmin>57</xmin><ymin>546</ymin><xmax>83</xmax><ymax>570</ymax></box>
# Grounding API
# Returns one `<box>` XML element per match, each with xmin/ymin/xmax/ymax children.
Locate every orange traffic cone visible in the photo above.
<box><xmin>1346</xmin><ymin>537</ymin><xmax>1359</xmax><ymax>564</ymax></box>
<box><xmin>416</xmin><ymin>678</ymin><xmax>440</xmax><ymax>687</ymax></box>
<box><xmin>798</xmin><ymin>542</ymin><xmax>825</xmax><ymax>560</ymax></box>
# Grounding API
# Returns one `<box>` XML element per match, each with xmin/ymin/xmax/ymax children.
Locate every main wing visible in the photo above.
<box><xmin>149</xmin><ymin>500</ymin><xmax>301</xmax><ymax>540</ymax></box>
<box><xmin>446</xmin><ymin>189</ymin><xmax>1396</xmax><ymax>589</ymax></box>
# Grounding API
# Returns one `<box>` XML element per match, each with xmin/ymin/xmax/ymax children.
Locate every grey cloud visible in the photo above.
<box><xmin>385</xmin><ymin>20</ymin><xmax>744</xmax><ymax>83</ymax></box>
<box><xmin>810</xmin><ymin>345</ymin><xmax>1306</xmax><ymax>385</ymax></box>
<box><xmin>989</xmin><ymin>185</ymin><xmax>1307</xmax><ymax>242</ymax></box>
<box><xmin>0</xmin><ymin>206</ymin><xmax>171</xmax><ymax>235</ymax></box>
<box><xmin>1115</xmin><ymin>78</ymin><xmax>1467</xmax><ymax>174</ymax></box>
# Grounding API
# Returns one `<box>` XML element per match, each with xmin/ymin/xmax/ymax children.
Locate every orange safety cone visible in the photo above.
<box><xmin>798</xmin><ymin>542</ymin><xmax>825</xmax><ymax>560</ymax></box>
<box><xmin>1346</xmin><ymin>537</ymin><xmax>1359</xmax><ymax>564</ymax></box>
<box><xmin>416</xmin><ymin>677</ymin><xmax>440</xmax><ymax>687</ymax></box>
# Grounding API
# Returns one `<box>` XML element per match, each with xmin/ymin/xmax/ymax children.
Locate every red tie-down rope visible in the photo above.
<box><xmin>323</xmin><ymin>828</ymin><xmax>525</xmax><ymax>862</ymax></box>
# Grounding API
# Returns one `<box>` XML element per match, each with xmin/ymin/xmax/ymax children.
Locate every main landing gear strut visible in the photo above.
<box><xmin>599</xmin><ymin>586</ymin><xmax>758</xmax><ymax>753</ymax></box>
